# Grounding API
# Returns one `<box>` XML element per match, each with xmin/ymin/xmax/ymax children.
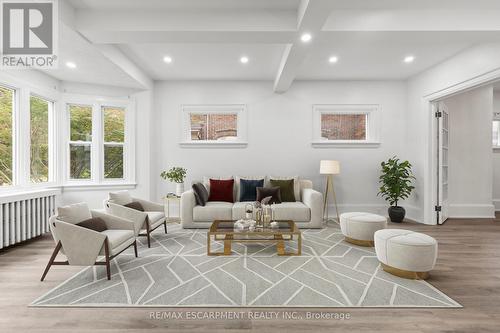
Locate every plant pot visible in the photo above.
<box><xmin>175</xmin><ymin>183</ymin><xmax>184</xmax><ymax>197</ymax></box>
<box><xmin>388</xmin><ymin>206</ymin><xmax>406</xmax><ymax>223</ymax></box>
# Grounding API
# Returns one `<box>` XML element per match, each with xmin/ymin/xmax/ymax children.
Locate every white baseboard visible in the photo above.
<box><xmin>448</xmin><ymin>204</ymin><xmax>496</xmax><ymax>218</ymax></box>
<box><xmin>494</xmin><ymin>199</ymin><xmax>500</xmax><ymax>212</ymax></box>
<box><xmin>327</xmin><ymin>204</ymin><xmax>423</xmax><ymax>224</ymax></box>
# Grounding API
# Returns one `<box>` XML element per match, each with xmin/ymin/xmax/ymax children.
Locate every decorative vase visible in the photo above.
<box><xmin>175</xmin><ymin>183</ymin><xmax>184</xmax><ymax>197</ymax></box>
<box><xmin>388</xmin><ymin>206</ymin><xmax>405</xmax><ymax>223</ymax></box>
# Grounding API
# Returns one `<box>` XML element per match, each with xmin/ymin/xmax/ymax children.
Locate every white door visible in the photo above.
<box><xmin>437</xmin><ymin>101</ymin><xmax>450</xmax><ymax>224</ymax></box>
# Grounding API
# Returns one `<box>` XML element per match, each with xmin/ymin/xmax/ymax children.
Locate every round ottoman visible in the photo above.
<box><xmin>340</xmin><ymin>212</ymin><xmax>387</xmax><ymax>247</ymax></box>
<box><xmin>374</xmin><ymin>229</ymin><xmax>438</xmax><ymax>280</ymax></box>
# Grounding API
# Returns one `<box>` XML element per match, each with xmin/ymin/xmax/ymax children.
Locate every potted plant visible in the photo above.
<box><xmin>161</xmin><ymin>167</ymin><xmax>187</xmax><ymax>196</ymax></box>
<box><xmin>378</xmin><ymin>157</ymin><xmax>415</xmax><ymax>223</ymax></box>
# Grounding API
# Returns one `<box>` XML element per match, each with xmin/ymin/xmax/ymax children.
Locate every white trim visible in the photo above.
<box><xmin>62</xmin><ymin>94</ymin><xmax>136</xmax><ymax>186</ymax></box>
<box><xmin>312</xmin><ymin>104</ymin><xmax>381</xmax><ymax>147</ymax></box>
<box><xmin>448</xmin><ymin>204</ymin><xmax>496</xmax><ymax>218</ymax></box>
<box><xmin>311</xmin><ymin>141</ymin><xmax>380</xmax><ymax>148</ymax></box>
<box><xmin>180</xmin><ymin>104</ymin><xmax>247</xmax><ymax>147</ymax></box>
<box><xmin>426</xmin><ymin>68</ymin><xmax>500</xmax><ymax>225</ymax></box>
<box><xmin>61</xmin><ymin>183</ymin><xmax>137</xmax><ymax>192</ymax></box>
<box><xmin>493</xmin><ymin>199</ymin><xmax>500</xmax><ymax>211</ymax></box>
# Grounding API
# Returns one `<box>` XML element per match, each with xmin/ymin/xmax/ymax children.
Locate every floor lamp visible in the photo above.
<box><xmin>320</xmin><ymin>160</ymin><xmax>340</xmax><ymax>224</ymax></box>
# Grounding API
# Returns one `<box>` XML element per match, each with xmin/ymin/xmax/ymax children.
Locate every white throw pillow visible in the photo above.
<box><xmin>269</xmin><ymin>175</ymin><xmax>300</xmax><ymax>201</ymax></box>
<box><xmin>109</xmin><ymin>190</ymin><xmax>133</xmax><ymax>205</ymax></box>
<box><xmin>57</xmin><ymin>202</ymin><xmax>92</xmax><ymax>224</ymax></box>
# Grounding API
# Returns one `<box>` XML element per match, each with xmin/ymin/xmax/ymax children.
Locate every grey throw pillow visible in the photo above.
<box><xmin>192</xmin><ymin>183</ymin><xmax>209</xmax><ymax>206</ymax></box>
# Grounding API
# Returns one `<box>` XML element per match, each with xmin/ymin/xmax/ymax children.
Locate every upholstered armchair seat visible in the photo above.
<box><xmin>105</xmin><ymin>191</ymin><xmax>167</xmax><ymax>247</ymax></box>
<box><xmin>41</xmin><ymin>203</ymin><xmax>138</xmax><ymax>281</ymax></box>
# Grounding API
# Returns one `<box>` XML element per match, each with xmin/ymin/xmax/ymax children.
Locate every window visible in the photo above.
<box><xmin>68</xmin><ymin>104</ymin><xmax>92</xmax><ymax>180</ymax></box>
<box><xmin>181</xmin><ymin>105</ymin><xmax>247</xmax><ymax>147</ymax></box>
<box><xmin>0</xmin><ymin>85</ymin><xmax>14</xmax><ymax>186</ymax></box>
<box><xmin>30</xmin><ymin>95</ymin><xmax>51</xmax><ymax>183</ymax></box>
<box><xmin>494</xmin><ymin>120</ymin><xmax>500</xmax><ymax>148</ymax></box>
<box><xmin>103</xmin><ymin>106</ymin><xmax>125</xmax><ymax>179</ymax></box>
<box><xmin>312</xmin><ymin>104</ymin><xmax>380</xmax><ymax>147</ymax></box>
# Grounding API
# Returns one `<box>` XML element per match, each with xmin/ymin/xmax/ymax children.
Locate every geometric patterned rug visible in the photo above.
<box><xmin>31</xmin><ymin>224</ymin><xmax>461</xmax><ymax>308</ymax></box>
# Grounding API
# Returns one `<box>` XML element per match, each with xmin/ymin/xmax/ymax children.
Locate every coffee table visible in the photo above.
<box><xmin>207</xmin><ymin>220</ymin><xmax>301</xmax><ymax>256</ymax></box>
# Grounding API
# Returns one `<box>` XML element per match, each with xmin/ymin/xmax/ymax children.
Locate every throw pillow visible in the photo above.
<box><xmin>269</xmin><ymin>176</ymin><xmax>300</xmax><ymax>201</ymax></box>
<box><xmin>239</xmin><ymin>178</ymin><xmax>264</xmax><ymax>202</ymax></box>
<box><xmin>109</xmin><ymin>190</ymin><xmax>133</xmax><ymax>205</ymax></box>
<box><xmin>76</xmin><ymin>217</ymin><xmax>107</xmax><ymax>232</ymax></box>
<box><xmin>208</xmin><ymin>179</ymin><xmax>234</xmax><ymax>203</ymax></box>
<box><xmin>269</xmin><ymin>179</ymin><xmax>296</xmax><ymax>202</ymax></box>
<box><xmin>192</xmin><ymin>182</ymin><xmax>209</xmax><ymax>206</ymax></box>
<box><xmin>57</xmin><ymin>202</ymin><xmax>92</xmax><ymax>224</ymax></box>
<box><xmin>124</xmin><ymin>201</ymin><xmax>145</xmax><ymax>212</ymax></box>
<box><xmin>256</xmin><ymin>186</ymin><xmax>282</xmax><ymax>204</ymax></box>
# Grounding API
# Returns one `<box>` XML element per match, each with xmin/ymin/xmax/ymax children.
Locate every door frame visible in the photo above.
<box><xmin>424</xmin><ymin>69</ymin><xmax>500</xmax><ymax>225</ymax></box>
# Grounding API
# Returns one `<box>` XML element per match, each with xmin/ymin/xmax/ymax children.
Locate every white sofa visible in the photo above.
<box><xmin>180</xmin><ymin>178</ymin><xmax>323</xmax><ymax>228</ymax></box>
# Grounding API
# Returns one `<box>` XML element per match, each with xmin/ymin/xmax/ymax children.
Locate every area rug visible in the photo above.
<box><xmin>31</xmin><ymin>224</ymin><xmax>461</xmax><ymax>308</ymax></box>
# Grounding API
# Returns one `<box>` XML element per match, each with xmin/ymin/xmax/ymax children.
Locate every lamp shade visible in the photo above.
<box><xmin>320</xmin><ymin>160</ymin><xmax>340</xmax><ymax>175</ymax></box>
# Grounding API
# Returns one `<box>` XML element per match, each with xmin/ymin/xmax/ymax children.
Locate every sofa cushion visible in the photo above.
<box><xmin>232</xmin><ymin>202</ymin><xmax>252</xmax><ymax>220</ymax></box>
<box><xmin>272</xmin><ymin>202</ymin><xmax>311</xmax><ymax>222</ymax></box>
<box><xmin>256</xmin><ymin>186</ymin><xmax>281</xmax><ymax>204</ymax></box>
<box><xmin>235</xmin><ymin>176</ymin><xmax>266</xmax><ymax>201</ymax></box>
<box><xmin>239</xmin><ymin>178</ymin><xmax>264</xmax><ymax>202</ymax></box>
<box><xmin>192</xmin><ymin>182</ymin><xmax>209</xmax><ymax>206</ymax></box>
<box><xmin>193</xmin><ymin>202</ymin><xmax>233</xmax><ymax>222</ymax></box>
<box><xmin>109</xmin><ymin>190</ymin><xmax>133</xmax><ymax>205</ymax></box>
<box><xmin>269</xmin><ymin>176</ymin><xmax>300</xmax><ymax>201</ymax></box>
<box><xmin>208</xmin><ymin>179</ymin><xmax>234</xmax><ymax>203</ymax></box>
<box><xmin>269</xmin><ymin>179</ymin><xmax>295</xmax><ymax>202</ymax></box>
<box><xmin>101</xmin><ymin>229</ymin><xmax>135</xmax><ymax>249</ymax></box>
<box><xmin>57</xmin><ymin>202</ymin><xmax>92</xmax><ymax>224</ymax></box>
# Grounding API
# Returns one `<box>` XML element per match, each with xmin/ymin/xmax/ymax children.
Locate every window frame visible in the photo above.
<box><xmin>63</xmin><ymin>95</ymin><xmax>135</xmax><ymax>187</ymax></box>
<box><xmin>180</xmin><ymin>104</ymin><xmax>248</xmax><ymax>148</ymax></box>
<box><xmin>312</xmin><ymin>104</ymin><xmax>381</xmax><ymax>148</ymax></box>
<box><xmin>0</xmin><ymin>73</ymin><xmax>59</xmax><ymax>192</ymax></box>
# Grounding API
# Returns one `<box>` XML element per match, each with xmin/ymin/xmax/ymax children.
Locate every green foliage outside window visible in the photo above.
<box><xmin>0</xmin><ymin>86</ymin><xmax>13</xmax><ymax>186</ymax></box>
<box><xmin>30</xmin><ymin>95</ymin><xmax>49</xmax><ymax>183</ymax></box>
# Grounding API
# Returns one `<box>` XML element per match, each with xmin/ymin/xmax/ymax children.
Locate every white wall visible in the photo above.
<box><xmin>444</xmin><ymin>86</ymin><xmax>494</xmax><ymax>218</ymax></box>
<box><xmin>407</xmin><ymin>43</ymin><xmax>500</xmax><ymax>224</ymax></box>
<box><xmin>152</xmin><ymin>80</ymin><xmax>416</xmax><ymax>219</ymax></box>
<box><xmin>494</xmin><ymin>91</ymin><xmax>500</xmax><ymax>211</ymax></box>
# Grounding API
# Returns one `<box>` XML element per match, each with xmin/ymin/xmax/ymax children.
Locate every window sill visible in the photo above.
<box><xmin>62</xmin><ymin>182</ymin><xmax>137</xmax><ymax>192</ymax></box>
<box><xmin>311</xmin><ymin>141</ymin><xmax>381</xmax><ymax>148</ymax></box>
<box><xmin>493</xmin><ymin>146</ymin><xmax>500</xmax><ymax>152</ymax></box>
<box><xmin>179</xmin><ymin>141</ymin><xmax>248</xmax><ymax>148</ymax></box>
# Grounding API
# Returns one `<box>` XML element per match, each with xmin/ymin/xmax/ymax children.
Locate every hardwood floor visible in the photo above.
<box><xmin>1</xmin><ymin>215</ymin><xmax>500</xmax><ymax>332</ymax></box>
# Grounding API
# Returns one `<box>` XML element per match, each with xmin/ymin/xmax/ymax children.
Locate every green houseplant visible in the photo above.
<box><xmin>161</xmin><ymin>167</ymin><xmax>187</xmax><ymax>196</ymax></box>
<box><xmin>378</xmin><ymin>157</ymin><xmax>415</xmax><ymax>223</ymax></box>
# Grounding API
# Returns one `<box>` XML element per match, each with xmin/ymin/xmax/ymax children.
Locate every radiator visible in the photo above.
<box><xmin>0</xmin><ymin>189</ymin><xmax>60</xmax><ymax>249</ymax></box>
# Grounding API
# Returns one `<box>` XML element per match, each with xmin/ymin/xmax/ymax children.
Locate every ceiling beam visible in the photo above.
<box><xmin>273</xmin><ymin>0</ymin><xmax>331</xmax><ymax>93</ymax></box>
<box><xmin>59</xmin><ymin>0</ymin><xmax>153</xmax><ymax>90</ymax></box>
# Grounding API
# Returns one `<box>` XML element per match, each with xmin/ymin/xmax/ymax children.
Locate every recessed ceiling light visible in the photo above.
<box><xmin>65</xmin><ymin>61</ymin><xmax>76</xmax><ymax>69</ymax></box>
<box><xmin>404</xmin><ymin>55</ymin><xmax>415</xmax><ymax>63</ymax></box>
<box><xmin>328</xmin><ymin>56</ymin><xmax>338</xmax><ymax>63</ymax></box>
<box><xmin>300</xmin><ymin>33</ymin><xmax>312</xmax><ymax>43</ymax></box>
<box><xmin>163</xmin><ymin>56</ymin><xmax>173</xmax><ymax>63</ymax></box>
<box><xmin>240</xmin><ymin>56</ymin><xmax>249</xmax><ymax>64</ymax></box>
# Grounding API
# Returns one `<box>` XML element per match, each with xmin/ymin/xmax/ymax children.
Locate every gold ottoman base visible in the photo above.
<box><xmin>344</xmin><ymin>237</ymin><xmax>374</xmax><ymax>247</ymax></box>
<box><xmin>380</xmin><ymin>262</ymin><xmax>430</xmax><ymax>280</ymax></box>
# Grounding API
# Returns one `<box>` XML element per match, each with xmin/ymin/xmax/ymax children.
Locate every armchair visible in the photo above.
<box><xmin>41</xmin><ymin>203</ymin><xmax>137</xmax><ymax>281</ymax></box>
<box><xmin>104</xmin><ymin>191</ymin><xmax>167</xmax><ymax>248</ymax></box>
